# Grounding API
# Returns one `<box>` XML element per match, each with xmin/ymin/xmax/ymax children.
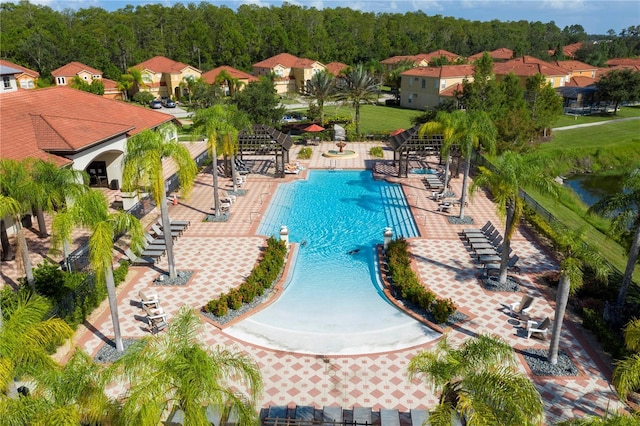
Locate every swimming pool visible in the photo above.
<box><xmin>410</xmin><ymin>168</ymin><xmax>438</xmax><ymax>175</ymax></box>
<box><xmin>225</xmin><ymin>170</ymin><xmax>440</xmax><ymax>354</ymax></box>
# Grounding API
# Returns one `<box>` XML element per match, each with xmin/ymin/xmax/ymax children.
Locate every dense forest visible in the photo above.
<box><xmin>1</xmin><ymin>0</ymin><xmax>639</xmax><ymax>82</ymax></box>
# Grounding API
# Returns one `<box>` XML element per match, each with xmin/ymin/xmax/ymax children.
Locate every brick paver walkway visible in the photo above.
<box><xmin>1</xmin><ymin>142</ymin><xmax>622</xmax><ymax>422</ymax></box>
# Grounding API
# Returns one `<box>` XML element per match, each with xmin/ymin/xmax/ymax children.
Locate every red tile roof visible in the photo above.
<box><xmin>102</xmin><ymin>78</ymin><xmax>119</xmax><ymax>90</ymax></box>
<box><xmin>0</xmin><ymin>59</ymin><xmax>39</xmax><ymax>78</ymax></box>
<box><xmin>606</xmin><ymin>58</ymin><xmax>640</xmax><ymax>67</ymax></box>
<box><xmin>566</xmin><ymin>76</ymin><xmax>597</xmax><ymax>87</ymax></box>
<box><xmin>469</xmin><ymin>48</ymin><xmax>514</xmax><ymax>61</ymax></box>
<box><xmin>500</xmin><ymin>57</ymin><xmax>568</xmax><ymax>76</ymax></box>
<box><xmin>253</xmin><ymin>53</ymin><xmax>321</xmax><ymax>70</ymax></box>
<box><xmin>553</xmin><ymin>60</ymin><xmax>597</xmax><ymax>72</ymax></box>
<box><xmin>562</xmin><ymin>42</ymin><xmax>583</xmax><ymax>58</ymax></box>
<box><xmin>401</xmin><ymin>65</ymin><xmax>474</xmax><ymax>78</ymax></box>
<box><xmin>51</xmin><ymin>61</ymin><xmax>102</xmax><ymax>77</ymax></box>
<box><xmin>133</xmin><ymin>56</ymin><xmax>200</xmax><ymax>74</ymax></box>
<box><xmin>439</xmin><ymin>82</ymin><xmax>464</xmax><ymax>97</ymax></box>
<box><xmin>325</xmin><ymin>62</ymin><xmax>348</xmax><ymax>76</ymax></box>
<box><xmin>1</xmin><ymin>86</ymin><xmax>174</xmax><ymax>166</ymax></box>
<box><xmin>201</xmin><ymin>65</ymin><xmax>258</xmax><ymax>85</ymax></box>
<box><xmin>381</xmin><ymin>50</ymin><xmax>460</xmax><ymax>65</ymax></box>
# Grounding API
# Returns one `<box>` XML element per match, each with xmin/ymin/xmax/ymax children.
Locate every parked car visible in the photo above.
<box><xmin>162</xmin><ymin>98</ymin><xmax>176</xmax><ymax>108</ymax></box>
<box><xmin>149</xmin><ymin>99</ymin><xmax>162</xmax><ymax>109</ymax></box>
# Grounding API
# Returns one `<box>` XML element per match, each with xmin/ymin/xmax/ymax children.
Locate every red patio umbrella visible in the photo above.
<box><xmin>390</xmin><ymin>128</ymin><xmax>405</xmax><ymax>136</ymax></box>
<box><xmin>304</xmin><ymin>124</ymin><xmax>325</xmax><ymax>132</ymax></box>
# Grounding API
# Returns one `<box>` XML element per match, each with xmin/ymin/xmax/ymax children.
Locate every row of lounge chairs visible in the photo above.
<box><xmin>125</xmin><ymin>219</ymin><xmax>191</xmax><ymax>265</ymax></box>
<box><xmin>422</xmin><ymin>174</ymin><xmax>445</xmax><ymax>190</ymax></box>
<box><xmin>461</xmin><ymin>221</ymin><xmax>520</xmax><ymax>276</ymax></box>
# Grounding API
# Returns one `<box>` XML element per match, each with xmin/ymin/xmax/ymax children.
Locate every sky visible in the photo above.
<box><xmin>30</xmin><ymin>0</ymin><xmax>639</xmax><ymax>35</ymax></box>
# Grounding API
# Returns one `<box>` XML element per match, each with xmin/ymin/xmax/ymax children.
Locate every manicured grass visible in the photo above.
<box><xmin>552</xmin><ymin>106</ymin><xmax>640</xmax><ymax>128</ymax></box>
<box><xmin>322</xmin><ymin>104</ymin><xmax>419</xmax><ymax>135</ymax></box>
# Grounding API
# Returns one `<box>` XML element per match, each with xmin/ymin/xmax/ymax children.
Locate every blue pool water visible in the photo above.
<box><xmin>225</xmin><ymin>170</ymin><xmax>440</xmax><ymax>355</ymax></box>
<box><xmin>410</xmin><ymin>168</ymin><xmax>437</xmax><ymax>175</ymax></box>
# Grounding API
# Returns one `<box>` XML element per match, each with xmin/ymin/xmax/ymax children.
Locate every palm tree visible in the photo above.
<box><xmin>336</xmin><ymin>64</ymin><xmax>379</xmax><ymax>135</ymax></box>
<box><xmin>557</xmin><ymin>412</ymin><xmax>640</xmax><ymax>425</ymax></box>
<box><xmin>192</xmin><ymin>105</ymin><xmax>250</xmax><ymax>217</ymax></box>
<box><xmin>613</xmin><ymin>318</ymin><xmax>640</xmax><ymax>403</ymax></box>
<box><xmin>0</xmin><ymin>289</ymin><xmax>73</xmax><ymax>394</ymax></box>
<box><xmin>122</xmin><ymin>123</ymin><xmax>197</xmax><ymax>279</ymax></box>
<box><xmin>588</xmin><ymin>169</ymin><xmax>640</xmax><ymax>317</ymax></box>
<box><xmin>51</xmin><ymin>190</ymin><xmax>145</xmax><ymax>352</ymax></box>
<box><xmin>547</xmin><ymin>225</ymin><xmax>610</xmax><ymax>365</ymax></box>
<box><xmin>179</xmin><ymin>75</ymin><xmax>198</xmax><ymax>104</ymax></box>
<box><xmin>118</xmin><ymin>68</ymin><xmax>147</xmax><ymax>101</ymax></box>
<box><xmin>418</xmin><ymin>111</ymin><xmax>458</xmax><ymax>198</ymax></box>
<box><xmin>305</xmin><ymin>70</ymin><xmax>336</xmax><ymax>125</ymax></box>
<box><xmin>214</xmin><ymin>69</ymin><xmax>244</xmax><ymax>99</ymax></box>
<box><xmin>30</xmin><ymin>160</ymin><xmax>87</xmax><ymax>239</ymax></box>
<box><xmin>105</xmin><ymin>306</ymin><xmax>263</xmax><ymax>426</ymax></box>
<box><xmin>470</xmin><ymin>152</ymin><xmax>558</xmax><ymax>286</ymax></box>
<box><xmin>0</xmin><ymin>349</ymin><xmax>116</xmax><ymax>425</ymax></box>
<box><xmin>451</xmin><ymin>110</ymin><xmax>497</xmax><ymax>219</ymax></box>
<box><xmin>408</xmin><ymin>334</ymin><xmax>544</xmax><ymax>425</ymax></box>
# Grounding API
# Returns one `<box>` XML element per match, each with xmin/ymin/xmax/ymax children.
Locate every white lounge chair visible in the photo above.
<box><xmin>509</xmin><ymin>294</ymin><xmax>534</xmax><ymax>319</ymax></box>
<box><xmin>526</xmin><ymin>317</ymin><xmax>551</xmax><ymax>339</ymax></box>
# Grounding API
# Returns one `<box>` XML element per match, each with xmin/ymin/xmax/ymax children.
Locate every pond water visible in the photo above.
<box><xmin>563</xmin><ymin>174</ymin><xmax>624</xmax><ymax>206</ymax></box>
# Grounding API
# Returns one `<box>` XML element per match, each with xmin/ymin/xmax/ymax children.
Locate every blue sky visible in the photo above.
<box><xmin>32</xmin><ymin>0</ymin><xmax>639</xmax><ymax>35</ymax></box>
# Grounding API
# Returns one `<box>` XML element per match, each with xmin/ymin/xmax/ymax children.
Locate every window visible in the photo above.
<box><xmin>549</xmin><ymin>78</ymin><xmax>554</xmax><ymax>86</ymax></box>
<box><xmin>409</xmin><ymin>78</ymin><xmax>412</xmax><ymax>87</ymax></box>
<box><xmin>441</xmin><ymin>79</ymin><xmax>446</xmax><ymax>90</ymax></box>
<box><xmin>3</xmin><ymin>76</ymin><xmax>10</xmax><ymax>89</ymax></box>
<box><xmin>56</xmin><ymin>77</ymin><xmax>66</xmax><ymax>85</ymax></box>
<box><xmin>93</xmin><ymin>74</ymin><xmax>100</xmax><ymax>79</ymax></box>
<box><xmin>408</xmin><ymin>97</ymin><xmax>412</xmax><ymax>104</ymax></box>
<box><xmin>83</xmin><ymin>75</ymin><xmax>88</xmax><ymax>80</ymax></box>
<box><xmin>421</xmin><ymin>79</ymin><xmax>425</xmax><ymax>89</ymax></box>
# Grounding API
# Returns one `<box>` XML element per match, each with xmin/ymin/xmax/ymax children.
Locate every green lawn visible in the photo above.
<box><xmin>302</xmin><ymin>104</ymin><xmax>419</xmax><ymax>135</ymax></box>
<box><xmin>552</xmin><ymin>105</ymin><xmax>640</xmax><ymax>128</ymax></box>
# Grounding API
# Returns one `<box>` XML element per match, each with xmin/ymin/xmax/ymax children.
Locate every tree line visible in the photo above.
<box><xmin>1</xmin><ymin>0</ymin><xmax>639</xmax><ymax>82</ymax></box>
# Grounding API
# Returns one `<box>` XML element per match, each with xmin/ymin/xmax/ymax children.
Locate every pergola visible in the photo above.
<box><xmin>237</xmin><ymin>124</ymin><xmax>293</xmax><ymax>178</ymax></box>
<box><xmin>387</xmin><ymin>124</ymin><xmax>454</xmax><ymax>178</ymax></box>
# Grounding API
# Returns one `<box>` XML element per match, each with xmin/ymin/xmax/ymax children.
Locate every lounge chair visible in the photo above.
<box><xmin>380</xmin><ymin>408</ymin><xmax>400</xmax><ymax>426</ymax></box>
<box><xmin>125</xmin><ymin>248</ymin><xmax>158</xmax><ymax>265</ymax></box>
<box><xmin>526</xmin><ymin>317</ymin><xmax>551</xmax><ymax>339</ymax></box>
<box><xmin>410</xmin><ymin>409</ymin><xmax>429</xmax><ymax>426</ymax></box>
<box><xmin>470</xmin><ymin>235</ymin><xmax>503</xmax><ymax>251</ymax></box>
<box><xmin>145</xmin><ymin>306</ymin><xmax>168</xmax><ymax>334</ymax></box>
<box><xmin>464</xmin><ymin>223</ymin><xmax>495</xmax><ymax>240</ymax></box>
<box><xmin>463</xmin><ymin>221</ymin><xmax>492</xmax><ymax>235</ymax></box>
<box><xmin>151</xmin><ymin>223</ymin><xmax>180</xmax><ymax>240</ymax></box>
<box><xmin>509</xmin><ymin>294</ymin><xmax>534</xmax><ymax>318</ymax></box>
<box><xmin>139</xmin><ymin>289</ymin><xmax>159</xmax><ymax>309</ymax></box>
<box><xmin>295</xmin><ymin>406</ymin><xmax>314</xmax><ymax>421</ymax></box>
<box><xmin>468</xmin><ymin>229</ymin><xmax>501</xmax><ymax>246</ymax></box>
<box><xmin>353</xmin><ymin>407</ymin><xmax>372</xmax><ymax>425</ymax></box>
<box><xmin>155</xmin><ymin>219</ymin><xmax>186</xmax><ymax>235</ymax></box>
<box><xmin>484</xmin><ymin>254</ymin><xmax>521</xmax><ymax>276</ymax></box>
<box><xmin>323</xmin><ymin>406</ymin><xmax>343</xmax><ymax>426</ymax></box>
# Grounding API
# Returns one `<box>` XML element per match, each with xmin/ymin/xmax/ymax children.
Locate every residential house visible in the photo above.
<box><xmin>553</xmin><ymin>60</ymin><xmax>598</xmax><ymax>79</ymax></box>
<box><xmin>494</xmin><ymin>56</ymin><xmax>569</xmax><ymax>88</ymax></box>
<box><xmin>380</xmin><ymin>50</ymin><xmax>461</xmax><ymax>72</ymax></box>
<box><xmin>324</xmin><ymin>62</ymin><xmax>348</xmax><ymax>77</ymax></box>
<box><xmin>399</xmin><ymin>65</ymin><xmax>474</xmax><ymax>110</ymax></box>
<box><xmin>51</xmin><ymin>61</ymin><xmax>122</xmax><ymax>99</ymax></box>
<box><xmin>201</xmin><ymin>65</ymin><xmax>258</xmax><ymax>95</ymax></box>
<box><xmin>252</xmin><ymin>53</ymin><xmax>326</xmax><ymax>95</ymax></box>
<box><xmin>548</xmin><ymin>42</ymin><xmax>584</xmax><ymax>59</ymax></box>
<box><xmin>0</xmin><ymin>65</ymin><xmax>20</xmax><ymax>94</ymax></box>
<box><xmin>468</xmin><ymin>48</ymin><xmax>514</xmax><ymax>62</ymax></box>
<box><xmin>606</xmin><ymin>57</ymin><xmax>640</xmax><ymax>68</ymax></box>
<box><xmin>131</xmin><ymin>56</ymin><xmax>202</xmax><ymax>101</ymax></box>
<box><xmin>0</xmin><ymin>59</ymin><xmax>39</xmax><ymax>89</ymax></box>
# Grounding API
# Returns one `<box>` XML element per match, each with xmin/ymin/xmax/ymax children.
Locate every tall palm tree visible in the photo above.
<box><xmin>0</xmin><ymin>159</ymin><xmax>38</xmax><ymax>286</ymax></box>
<box><xmin>336</xmin><ymin>64</ymin><xmax>379</xmax><ymax>135</ymax></box>
<box><xmin>305</xmin><ymin>70</ymin><xmax>336</xmax><ymax>125</ymax></box>
<box><xmin>613</xmin><ymin>318</ymin><xmax>640</xmax><ymax>403</ymax></box>
<box><xmin>122</xmin><ymin>123</ymin><xmax>197</xmax><ymax>279</ymax></box>
<box><xmin>418</xmin><ymin>111</ymin><xmax>459</xmax><ymax>197</ymax></box>
<box><xmin>547</xmin><ymin>225</ymin><xmax>610</xmax><ymax>365</ymax></box>
<box><xmin>470</xmin><ymin>152</ymin><xmax>558</xmax><ymax>286</ymax></box>
<box><xmin>0</xmin><ymin>289</ymin><xmax>73</xmax><ymax>394</ymax></box>
<box><xmin>192</xmin><ymin>105</ymin><xmax>250</xmax><ymax>217</ymax></box>
<box><xmin>588</xmin><ymin>169</ymin><xmax>640</xmax><ymax>317</ymax></box>
<box><xmin>408</xmin><ymin>334</ymin><xmax>544</xmax><ymax>425</ymax></box>
<box><xmin>51</xmin><ymin>190</ymin><xmax>145</xmax><ymax>352</ymax></box>
<box><xmin>105</xmin><ymin>306</ymin><xmax>263</xmax><ymax>426</ymax></box>
<box><xmin>214</xmin><ymin>69</ymin><xmax>244</xmax><ymax>99</ymax></box>
<box><xmin>450</xmin><ymin>110</ymin><xmax>497</xmax><ymax>219</ymax></box>
<box><xmin>30</xmin><ymin>160</ymin><xmax>87</xmax><ymax>239</ymax></box>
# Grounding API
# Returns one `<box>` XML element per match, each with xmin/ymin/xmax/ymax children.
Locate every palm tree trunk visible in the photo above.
<box><xmin>442</xmin><ymin>154</ymin><xmax>451</xmax><ymax>194</ymax></box>
<box><xmin>231</xmin><ymin>155</ymin><xmax>238</xmax><ymax>193</ymax></box>
<box><xmin>458</xmin><ymin>155</ymin><xmax>471</xmax><ymax>219</ymax></box>
<box><xmin>615</xmin><ymin>224</ymin><xmax>640</xmax><ymax>314</ymax></box>
<box><xmin>212</xmin><ymin>148</ymin><xmax>221</xmax><ymax>217</ymax></box>
<box><xmin>548</xmin><ymin>274</ymin><xmax>570</xmax><ymax>364</ymax></box>
<box><xmin>105</xmin><ymin>265</ymin><xmax>124</xmax><ymax>352</ymax></box>
<box><xmin>16</xmin><ymin>223</ymin><xmax>34</xmax><ymax>288</ymax></box>
<box><xmin>355</xmin><ymin>103</ymin><xmax>361</xmax><ymax>136</ymax></box>
<box><xmin>35</xmin><ymin>207</ymin><xmax>47</xmax><ymax>238</ymax></box>
<box><xmin>159</xmin><ymin>184</ymin><xmax>177</xmax><ymax>279</ymax></box>
<box><xmin>1</xmin><ymin>219</ymin><xmax>13</xmax><ymax>261</ymax></box>
<box><xmin>319</xmin><ymin>100</ymin><xmax>324</xmax><ymax>126</ymax></box>
<box><xmin>498</xmin><ymin>202</ymin><xmax>516</xmax><ymax>285</ymax></box>
<box><xmin>62</xmin><ymin>240</ymin><xmax>72</xmax><ymax>272</ymax></box>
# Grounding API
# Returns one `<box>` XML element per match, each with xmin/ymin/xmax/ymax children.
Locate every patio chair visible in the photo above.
<box><xmin>464</xmin><ymin>223</ymin><xmax>495</xmax><ymax>239</ymax></box>
<box><xmin>144</xmin><ymin>232</ymin><xmax>167</xmax><ymax>248</ymax></box>
<box><xmin>526</xmin><ymin>317</ymin><xmax>551</xmax><ymax>339</ymax></box>
<box><xmin>468</xmin><ymin>229</ymin><xmax>500</xmax><ymax>246</ymax></box>
<box><xmin>470</xmin><ymin>235</ymin><xmax>503</xmax><ymax>251</ymax></box>
<box><xmin>155</xmin><ymin>219</ymin><xmax>187</xmax><ymax>234</ymax></box>
<box><xmin>151</xmin><ymin>223</ymin><xmax>180</xmax><ymax>240</ymax></box>
<box><xmin>463</xmin><ymin>221</ymin><xmax>492</xmax><ymax>235</ymax></box>
<box><xmin>509</xmin><ymin>294</ymin><xmax>534</xmax><ymax>318</ymax></box>
<box><xmin>437</xmin><ymin>202</ymin><xmax>452</xmax><ymax>213</ymax></box>
<box><xmin>125</xmin><ymin>248</ymin><xmax>158</xmax><ymax>265</ymax></box>
<box><xmin>484</xmin><ymin>254</ymin><xmax>521</xmax><ymax>276</ymax></box>
<box><xmin>139</xmin><ymin>289</ymin><xmax>159</xmax><ymax>309</ymax></box>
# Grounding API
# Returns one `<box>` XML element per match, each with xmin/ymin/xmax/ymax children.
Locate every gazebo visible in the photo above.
<box><xmin>237</xmin><ymin>124</ymin><xmax>294</xmax><ymax>178</ymax></box>
<box><xmin>387</xmin><ymin>124</ymin><xmax>452</xmax><ymax>177</ymax></box>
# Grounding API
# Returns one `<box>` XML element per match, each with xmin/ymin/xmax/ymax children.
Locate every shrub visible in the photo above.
<box><xmin>133</xmin><ymin>91</ymin><xmax>154</xmax><ymax>105</ymax></box>
<box><xmin>298</xmin><ymin>147</ymin><xmax>312</xmax><ymax>159</ymax></box>
<box><xmin>31</xmin><ymin>260</ymin><xmax>67</xmax><ymax>300</ymax></box>
<box><xmin>369</xmin><ymin>146</ymin><xmax>384</xmax><ymax>158</ymax></box>
<box><xmin>433</xmin><ymin>298</ymin><xmax>457</xmax><ymax>324</ymax></box>
<box><xmin>581</xmin><ymin>308</ymin><xmax>624</xmax><ymax>358</ymax></box>
<box><xmin>226</xmin><ymin>288</ymin><xmax>243</xmax><ymax>310</ymax></box>
<box><xmin>113</xmin><ymin>261</ymin><xmax>129</xmax><ymax>286</ymax></box>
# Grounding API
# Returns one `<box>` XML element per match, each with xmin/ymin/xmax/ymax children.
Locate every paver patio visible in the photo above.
<box><xmin>1</xmin><ymin>141</ymin><xmax>623</xmax><ymax>423</ymax></box>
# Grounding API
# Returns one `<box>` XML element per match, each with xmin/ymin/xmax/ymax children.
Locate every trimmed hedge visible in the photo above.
<box><xmin>204</xmin><ymin>237</ymin><xmax>287</xmax><ymax>316</ymax></box>
<box><xmin>386</xmin><ymin>238</ymin><xmax>457</xmax><ymax>324</ymax></box>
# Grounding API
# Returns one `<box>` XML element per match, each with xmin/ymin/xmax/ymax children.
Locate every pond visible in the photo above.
<box><xmin>563</xmin><ymin>174</ymin><xmax>624</xmax><ymax>207</ymax></box>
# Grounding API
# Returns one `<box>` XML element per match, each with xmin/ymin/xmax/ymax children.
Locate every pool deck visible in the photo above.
<box><xmin>2</xmin><ymin>142</ymin><xmax>623</xmax><ymax>422</ymax></box>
